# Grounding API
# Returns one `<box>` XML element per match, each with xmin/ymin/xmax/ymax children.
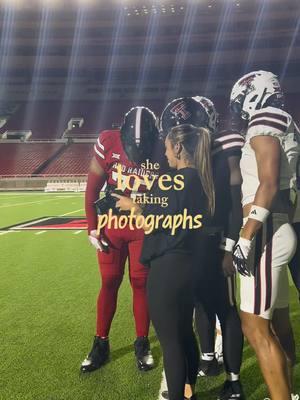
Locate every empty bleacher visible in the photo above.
<box><xmin>0</xmin><ymin>100</ymin><xmax>162</xmax><ymax>139</ymax></box>
<box><xmin>0</xmin><ymin>142</ymin><xmax>64</xmax><ymax>176</ymax></box>
<box><xmin>41</xmin><ymin>143</ymin><xmax>94</xmax><ymax>175</ymax></box>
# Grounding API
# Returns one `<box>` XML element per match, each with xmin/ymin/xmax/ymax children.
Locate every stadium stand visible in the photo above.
<box><xmin>0</xmin><ymin>100</ymin><xmax>162</xmax><ymax>139</ymax></box>
<box><xmin>0</xmin><ymin>142</ymin><xmax>64</xmax><ymax>176</ymax></box>
<box><xmin>41</xmin><ymin>143</ymin><xmax>94</xmax><ymax>175</ymax></box>
<box><xmin>0</xmin><ymin>95</ymin><xmax>297</xmax><ymax>191</ymax></box>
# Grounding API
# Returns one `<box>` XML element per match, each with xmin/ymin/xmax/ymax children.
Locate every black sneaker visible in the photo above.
<box><xmin>218</xmin><ymin>380</ymin><xmax>245</xmax><ymax>400</ymax></box>
<box><xmin>134</xmin><ymin>336</ymin><xmax>154</xmax><ymax>371</ymax></box>
<box><xmin>197</xmin><ymin>357</ymin><xmax>221</xmax><ymax>377</ymax></box>
<box><xmin>80</xmin><ymin>336</ymin><xmax>110</xmax><ymax>373</ymax></box>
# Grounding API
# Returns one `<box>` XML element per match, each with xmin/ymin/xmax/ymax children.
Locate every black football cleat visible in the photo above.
<box><xmin>80</xmin><ymin>336</ymin><xmax>110</xmax><ymax>373</ymax></box>
<box><xmin>134</xmin><ymin>336</ymin><xmax>154</xmax><ymax>371</ymax></box>
<box><xmin>218</xmin><ymin>380</ymin><xmax>245</xmax><ymax>400</ymax></box>
<box><xmin>197</xmin><ymin>356</ymin><xmax>221</xmax><ymax>377</ymax></box>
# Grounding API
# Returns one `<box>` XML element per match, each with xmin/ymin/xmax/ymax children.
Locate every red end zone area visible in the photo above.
<box><xmin>1</xmin><ymin>217</ymin><xmax>87</xmax><ymax>230</ymax></box>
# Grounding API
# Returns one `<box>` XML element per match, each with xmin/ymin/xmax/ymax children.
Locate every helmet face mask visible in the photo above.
<box><xmin>193</xmin><ymin>96</ymin><xmax>219</xmax><ymax>133</ymax></box>
<box><xmin>160</xmin><ymin>96</ymin><xmax>218</xmax><ymax>138</ymax></box>
<box><xmin>121</xmin><ymin>106</ymin><xmax>159</xmax><ymax>164</ymax></box>
<box><xmin>230</xmin><ymin>70</ymin><xmax>284</xmax><ymax>122</ymax></box>
<box><xmin>230</xmin><ymin>93</ymin><xmax>249</xmax><ymax>121</ymax></box>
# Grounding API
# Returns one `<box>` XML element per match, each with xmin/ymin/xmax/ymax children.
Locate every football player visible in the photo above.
<box><xmin>82</xmin><ymin>106</ymin><xmax>159</xmax><ymax>373</ymax></box>
<box><xmin>230</xmin><ymin>70</ymin><xmax>299</xmax><ymax>400</ymax></box>
<box><xmin>160</xmin><ymin>96</ymin><xmax>245</xmax><ymax>400</ymax></box>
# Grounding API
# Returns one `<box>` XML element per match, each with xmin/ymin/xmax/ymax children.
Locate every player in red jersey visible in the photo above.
<box><xmin>81</xmin><ymin>106</ymin><xmax>160</xmax><ymax>373</ymax></box>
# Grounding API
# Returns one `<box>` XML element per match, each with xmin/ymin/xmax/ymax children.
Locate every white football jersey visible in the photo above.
<box><xmin>240</xmin><ymin>106</ymin><xmax>300</xmax><ymax>206</ymax></box>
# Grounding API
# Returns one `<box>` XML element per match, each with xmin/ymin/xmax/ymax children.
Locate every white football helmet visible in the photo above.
<box><xmin>230</xmin><ymin>70</ymin><xmax>284</xmax><ymax>121</ymax></box>
<box><xmin>193</xmin><ymin>96</ymin><xmax>219</xmax><ymax>133</ymax></box>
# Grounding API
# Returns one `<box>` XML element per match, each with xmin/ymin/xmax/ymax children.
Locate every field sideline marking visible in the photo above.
<box><xmin>158</xmin><ymin>370</ymin><xmax>167</xmax><ymax>400</ymax></box>
<box><xmin>0</xmin><ymin>197</ymin><xmax>78</xmax><ymax>209</ymax></box>
<box><xmin>60</xmin><ymin>209</ymin><xmax>83</xmax><ymax>216</ymax></box>
<box><xmin>8</xmin><ymin>217</ymin><xmax>51</xmax><ymax>229</ymax></box>
<box><xmin>35</xmin><ymin>231</ymin><xmax>47</xmax><ymax>235</ymax></box>
<box><xmin>74</xmin><ymin>230</ymin><xmax>83</xmax><ymax>234</ymax></box>
<box><xmin>0</xmin><ymin>210</ymin><xmax>83</xmax><ymax>232</ymax></box>
<box><xmin>0</xmin><ymin>230</ymin><xmax>18</xmax><ymax>235</ymax></box>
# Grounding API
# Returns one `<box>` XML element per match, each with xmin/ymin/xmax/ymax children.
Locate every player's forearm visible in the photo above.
<box><xmin>242</xmin><ymin>181</ymin><xmax>278</xmax><ymax>240</ymax></box>
<box><xmin>224</xmin><ymin>184</ymin><xmax>243</xmax><ymax>242</ymax></box>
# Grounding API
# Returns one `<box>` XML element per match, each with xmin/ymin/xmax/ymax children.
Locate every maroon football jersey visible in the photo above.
<box><xmin>93</xmin><ymin>130</ymin><xmax>159</xmax><ymax>196</ymax></box>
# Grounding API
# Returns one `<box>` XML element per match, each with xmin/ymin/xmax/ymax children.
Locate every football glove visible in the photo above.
<box><xmin>88</xmin><ymin>230</ymin><xmax>109</xmax><ymax>252</ymax></box>
<box><xmin>232</xmin><ymin>237</ymin><xmax>252</xmax><ymax>277</ymax></box>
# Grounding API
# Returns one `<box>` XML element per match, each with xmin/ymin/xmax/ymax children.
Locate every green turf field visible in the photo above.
<box><xmin>0</xmin><ymin>192</ymin><xmax>299</xmax><ymax>400</ymax></box>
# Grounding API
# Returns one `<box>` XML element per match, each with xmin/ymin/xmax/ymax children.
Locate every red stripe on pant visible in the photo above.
<box><xmin>96</xmin><ymin>225</ymin><xmax>150</xmax><ymax>338</ymax></box>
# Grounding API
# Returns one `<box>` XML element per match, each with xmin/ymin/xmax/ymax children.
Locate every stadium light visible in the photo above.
<box><xmin>57</xmin><ymin>6</ymin><xmax>88</xmax><ymax>135</ymax></box>
<box><xmin>165</xmin><ymin>0</ymin><xmax>198</xmax><ymax>101</ymax></box>
<box><xmin>38</xmin><ymin>0</ymin><xmax>61</xmax><ymax>8</ymax></box>
<box><xmin>243</xmin><ymin>1</ymin><xmax>269</xmax><ymax>74</ymax></box>
<box><xmin>96</xmin><ymin>7</ymin><xmax>126</xmax><ymax>129</ymax></box>
<box><xmin>75</xmin><ymin>0</ymin><xmax>97</xmax><ymax>5</ymax></box>
<box><xmin>23</xmin><ymin>4</ymin><xmax>52</xmax><ymax>131</ymax></box>
<box><xmin>204</xmin><ymin>1</ymin><xmax>232</xmax><ymax>95</ymax></box>
<box><xmin>0</xmin><ymin>0</ymin><xmax>24</xmax><ymax>8</ymax></box>
<box><xmin>29</xmin><ymin>5</ymin><xmax>52</xmax><ymax>98</ymax></box>
<box><xmin>0</xmin><ymin>4</ymin><xmax>16</xmax><ymax>100</ymax></box>
<box><xmin>280</xmin><ymin>17</ymin><xmax>300</xmax><ymax>81</ymax></box>
<box><xmin>134</xmin><ymin>10</ymin><xmax>160</xmax><ymax>103</ymax></box>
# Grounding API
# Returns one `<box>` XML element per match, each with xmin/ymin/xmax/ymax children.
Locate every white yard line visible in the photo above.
<box><xmin>9</xmin><ymin>217</ymin><xmax>52</xmax><ymax>229</ymax></box>
<box><xmin>0</xmin><ymin>209</ymin><xmax>83</xmax><ymax>232</ymax></box>
<box><xmin>56</xmin><ymin>195</ymin><xmax>81</xmax><ymax>198</ymax></box>
<box><xmin>0</xmin><ymin>197</ymin><xmax>70</xmax><ymax>209</ymax></box>
<box><xmin>60</xmin><ymin>209</ymin><xmax>83</xmax><ymax>216</ymax></box>
<box><xmin>0</xmin><ymin>230</ymin><xmax>17</xmax><ymax>236</ymax></box>
<box><xmin>74</xmin><ymin>230</ymin><xmax>83</xmax><ymax>235</ymax></box>
<box><xmin>35</xmin><ymin>231</ymin><xmax>47</xmax><ymax>235</ymax></box>
<box><xmin>157</xmin><ymin>370</ymin><xmax>168</xmax><ymax>400</ymax></box>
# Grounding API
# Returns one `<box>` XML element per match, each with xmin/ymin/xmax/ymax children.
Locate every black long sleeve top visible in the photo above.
<box><xmin>140</xmin><ymin>167</ymin><xmax>208</xmax><ymax>266</ymax></box>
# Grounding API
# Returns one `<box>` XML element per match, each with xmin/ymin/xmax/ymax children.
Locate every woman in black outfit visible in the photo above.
<box><xmin>113</xmin><ymin>124</ymin><xmax>214</xmax><ymax>400</ymax></box>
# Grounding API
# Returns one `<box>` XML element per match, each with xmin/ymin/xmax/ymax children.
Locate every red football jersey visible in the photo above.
<box><xmin>93</xmin><ymin>130</ymin><xmax>158</xmax><ymax>197</ymax></box>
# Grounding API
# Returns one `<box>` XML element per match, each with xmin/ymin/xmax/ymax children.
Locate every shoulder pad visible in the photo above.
<box><xmin>248</xmin><ymin>107</ymin><xmax>291</xmax><ymax>138</ymax></box>
<box><xmin>94</xmin><ymin>130</ymin><xmax>121</xmax><ymax>165</ymax></box>
<box><xmin>212</xmin><ymin>130</ymin><xmax>244</xmax><ymax>156</ymax></box>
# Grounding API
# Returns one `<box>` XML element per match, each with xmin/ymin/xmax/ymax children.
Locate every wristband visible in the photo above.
<box><xmin>248</xmin><ymin>205</ymin><xmax>270</xmax><ymax>223</ymax></box>
<box><xmin>220</xmin><ymin>237</ymin><xmax>236</xmax><ymax>253</ymax></box>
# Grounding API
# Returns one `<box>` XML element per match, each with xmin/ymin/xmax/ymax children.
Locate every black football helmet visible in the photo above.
<box><xmin>120</xmin><ymin>106</ymin><xmax>159</xmax><ymax>164</ymax></box>
<box><xmin>159</xmin><ymin>96</ymin><xmax>218</xmax><ymax>138</ymax></box>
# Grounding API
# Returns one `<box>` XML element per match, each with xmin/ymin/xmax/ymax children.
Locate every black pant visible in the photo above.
<box><xmin>194</xmin><ymin>234</ymin><xmax>243</xmax><ymax>375</ymax></box>
<box><xmin>147</xmin><ymin>252</ymin><xmax>199</xmax><ymax>400</ymax></box>
<box><xmin>289</xmin><ymin>222</ymin><xmax>300</xmax><ymax>295</ymax></box>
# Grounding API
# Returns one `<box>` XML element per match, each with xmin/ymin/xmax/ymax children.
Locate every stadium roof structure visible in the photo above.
<box><xmin>0</xmin><ymin>0</ymin><xmax>299</xmax><ymax>101</ymax></box>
